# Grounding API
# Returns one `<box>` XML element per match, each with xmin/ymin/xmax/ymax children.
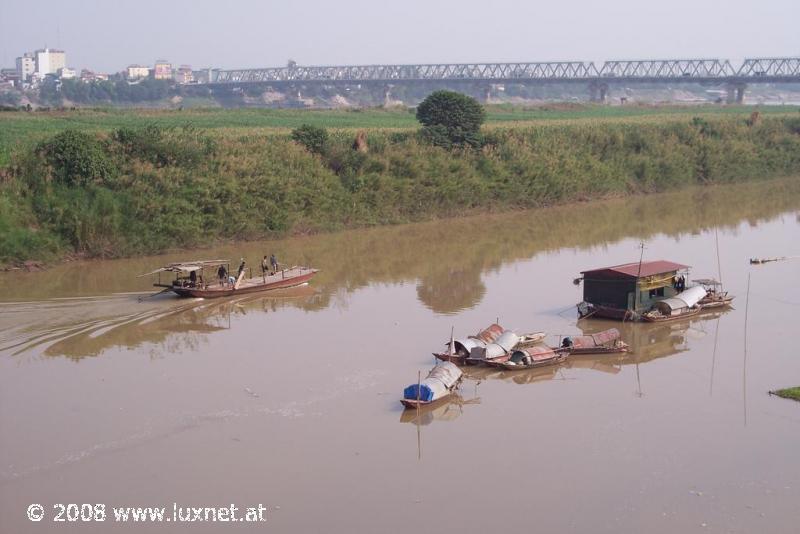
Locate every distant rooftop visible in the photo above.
<box><xmin>582</xmin><ymin>260</ymin><xmax>689</xmax><ymax>278</ymax></box>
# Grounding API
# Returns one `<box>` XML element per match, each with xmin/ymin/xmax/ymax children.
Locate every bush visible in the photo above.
<box><xmin>416</xmin><ymin>90</ymin><xmax>485</xmax><ymax>148</ymax></box>
<box><xmin>37</xmin><ymin>130</ymin><xmax>116</xmax><ymax>187</ymax></box>
<box><xmin>291</xmin><ymin>124</ymin><xmax>329</xmax><ymax>155</ymax></box>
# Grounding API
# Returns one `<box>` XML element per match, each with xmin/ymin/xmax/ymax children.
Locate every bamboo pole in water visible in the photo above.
<box><xmin>743</xmin><ymin>273</ymin><xmax>751</xmax><ymax>426</ymax></box>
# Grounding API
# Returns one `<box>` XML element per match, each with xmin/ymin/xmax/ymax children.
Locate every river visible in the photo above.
<box><xmin>1</xmin><ymin>178</ymin><xmax>799</xmax><ymax>533</ymax></box>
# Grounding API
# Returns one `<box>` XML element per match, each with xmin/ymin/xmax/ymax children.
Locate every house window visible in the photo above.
<box><xmin>649</xmin><ymin>287</ymin><xmax>665</xmax><ymax>298</ymax></box>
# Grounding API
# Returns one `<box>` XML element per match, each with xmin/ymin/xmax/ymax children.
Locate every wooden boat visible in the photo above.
<box><xmin>693</xmin><ymin>279</ymin><xmax>735</xmax><ymax>309</ymax></box>
<box><xmin>493</xmin><ymin>346</ymin><xmax>569</xmax><ymax>370</ymax></box>
<box><xmin>641</xmin><ymin>286</ymin><xmax>706</xmax><ymax>323</ymax></box>
<box><xmin>464</xmin><ymin>331</ymin><xmax>547</xmax><ymax>366</ymax></box>
<box><xmin>432</xmin><ymin>323</ymin><xmax>505</xmax><ymax>364</ymax></box>
<box><xmin>140</xmin><ymin>260</ymin><xmax>318</xmax><ymax>299</ymax></box>
<box><xmin>434</xmin><ymin>328</ymin><xmax>546</xmax><ymax>365</ymax></box>
<box><xmin>561</xmin><ymin>328</ymin><xmax>628</xmax><ymax>354</ymax></box>
<box><xmin>401</xmin><ymin>362</ymin><xmax>463</xmax><ymax>409</ymax></box>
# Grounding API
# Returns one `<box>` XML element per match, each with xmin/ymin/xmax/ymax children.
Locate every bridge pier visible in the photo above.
<box><xmin>382</xmin><ymin>84</ymin><xmax>394</xmax><ymax>106</ymax></box>
<box><xmin>588</xmin><ymin>82</ymin><xmax>608</xmax><ymax>103</ymax></box>
<box><xmin>725</xmin><ymin>83</ymin><xmax>746</xmax><ymax>104</ymax></box>
<box><xmin>481</xmin><ymin>84</ymin><xmax>493</xmax><ymax>103</ymax></box>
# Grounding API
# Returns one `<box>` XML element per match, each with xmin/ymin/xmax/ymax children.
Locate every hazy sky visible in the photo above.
<box><xmin>0</xmin><ymin>0</ymin><xmax>798</xmax><ymax>72</ymax></box>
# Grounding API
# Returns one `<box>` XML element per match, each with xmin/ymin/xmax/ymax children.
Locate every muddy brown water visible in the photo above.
<box><xmin>2</xmin><ymin>179</ymin><xmax>800</xmax><ymax>533</ymax></box>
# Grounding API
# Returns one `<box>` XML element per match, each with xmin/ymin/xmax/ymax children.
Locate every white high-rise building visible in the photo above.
<box><xmin>15</xmin><ymin>53</ymin><xmax>35</xmax><ymax>82</ymax></box>
<box><xmin>35</xmin><ymin>48</ymin><xmax>67</xmax><ymax>76</ymax></box>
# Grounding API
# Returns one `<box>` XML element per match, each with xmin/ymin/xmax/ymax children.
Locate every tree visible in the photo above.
<box><xmin>291</xmin><ymin>124</ymin><xmax>329</xmax><ymax>155</ymax></box>
<box><xmin>38</xmin><ymin>130</ymin><xmax>116</xmax><ymax>187</ymax></box>
<box><xmin>416</xmin><ymin>90</ymin><xmax>486</xmax><ymax>148</ymax></box>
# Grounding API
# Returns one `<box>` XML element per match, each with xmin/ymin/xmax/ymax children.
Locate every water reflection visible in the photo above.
<box><xmin>404</xmin><ymin>310</ymin><xmax>732</xmax><ymax>424</ymax></box>
<box><xmin>398</xmin><ymin>393</ymin><xmax>482</xmax><ymax>426</ymax></box>
<box><xmin>1</xmin><ymin>178</ymin><xmax>798</xmax><ymax>360</ymax></box>
<box><xmin>0</xmin><ymin>286</ymin><xmax>322</xmax><ymax>360</ymax></box>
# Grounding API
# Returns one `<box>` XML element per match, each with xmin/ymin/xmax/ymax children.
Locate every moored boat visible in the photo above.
<box><xmin>693</xmin><ymin>278</ymin><xmax>735</xmax><ymax>309</ymax></box>
<box><xmin>401</xmin><ymin>362</ymin><xmax>463</xmax><ymax>409</ymax></box>
<box><xmin>494</xmin><ymin>345</ymin><xmax>569</xmax><ymax>370</ymax></box>
<box><xmin>432</xmin><ymin>324</ymin><xmax>546</xmax><ymax>365</ymax></box>
<box><xmin>432</xmin><ymin>323</ymin><xmax>505</xmax><ymax>364</ymax></box>
<box><xmin>641</xmin><ymin>286</ymin><xmax>706</xmax><ymax>322</ymax></box>
<box><xmin>561</xmin><ymin>328</ymin><xmax>628</xmax><ymax>354</ymax></box>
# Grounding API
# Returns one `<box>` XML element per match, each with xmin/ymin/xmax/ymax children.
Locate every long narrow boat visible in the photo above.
<box><xmin>493</xmin><ymin>345</ymin><xmax>569</xmax><ymax>370</ymax></box>
<box><xmin>432</xmin><ymin>323</ymin><xmax>546</xmax><ymax>365</ymax></box>
<box><xmin>401</xmin><ymin>362</ymin><xmax>463</xmax><ymax>409</ymax></box>
<box><xmin>464</xmin><ymin>331</ymin><xmax>547</xmax><ymax>366</ymax></box>
<box><xmin>693</xmin><ymin>279</ymin><xmax>735</xmax><ymax>309</ymax></box>
<box><xmin>432</xmin><ymin>323</ymin><xmax>505</xmax><ymax>365</ymax></box>
<box><xmin>562</xmin><ymin>328</ymin><xmax>628</xmax><ymax>354</ymax></box>
<box><xmin>140</xmin><ymin>260</ymin><xmax>319</xmax><ymax>299</ymax></box>
<box><xmin>641</xmin><ymin>286</ymin><xmax>706</xmax><ymax>323</ymax></box>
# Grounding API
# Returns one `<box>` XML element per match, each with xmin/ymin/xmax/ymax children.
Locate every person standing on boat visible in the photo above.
<box><xmin>237</xmin><ymin>259</ymin><xmax>246</xmax><ymax>279</ymax></box>
<box><xmin>217</xmin><ymin>264</ymin><xmax>227</xmax><ymax>286</ymax></box>
<box><xmin>270</xmin><ymin>254</ymin><xmax>279</xmax><ymax>275</ymax></box>
<box><xmin>261</xmin><ymin>255</ymin><xmax>269</xmax><ymax>281</ymax></box>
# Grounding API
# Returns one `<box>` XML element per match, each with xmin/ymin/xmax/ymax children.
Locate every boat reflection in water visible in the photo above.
<box><xmin>403</xmin><ymin>308</ymin><xmax>731</xmax><ymax>428</ymax></box>
<box><xmin>398</xmin><ymin>393</ymin><xmax>482</xmax><ymax>426</ymax></box>
<box><xmin>1</xmin><ymin>284</ymin><xmax>324</xmax><ymax>361</ymax></box>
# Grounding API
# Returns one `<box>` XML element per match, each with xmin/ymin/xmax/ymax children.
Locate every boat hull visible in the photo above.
<box><xmin>641</xmin><ymin>306</ymin><xmax>701</xmax><ymax>323</ymax></box>
<box><xmin>400</xmin><ymin>393</ymin><xmax>455</xmax><ymax>410</ymax></box>
<box><xmin>170</xmin><ymin>270</ymin><xmax>317</xmax><ymax>298</ymax></box>
<box><xmin>497</xmin><ymin>351</ymin><xmax>568</xmax><ymax>370</ymax></box>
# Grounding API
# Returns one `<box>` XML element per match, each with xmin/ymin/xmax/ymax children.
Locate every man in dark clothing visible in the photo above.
<box><xmin>261</xmin><ymin>256</ymin><xmax>270</xmax><ymax>280</ymax></box>
<box><xmin>217</xmin><ymin>264</ymin><xmax>227</xmax><ymax>286</ymax></box>
<box><xmin>189</xmin><ymin>270</ymin><xmax>197</xmax><ymax>287</ymax></box>
<box><xmin>270</xmin><ymin>254</ymin><xmax>279</xmax><ymax>274</ymax></box>
<box><xmin>237</xmin><ymin>259</ymin><xmax>246</xmax><ymax>279</ymax></box>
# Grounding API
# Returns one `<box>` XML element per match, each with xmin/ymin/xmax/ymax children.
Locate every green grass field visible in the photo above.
<box><xmin>2</xmin><ymin>104</ymin><xmax>799</xmax><ymax>167</ymax></box>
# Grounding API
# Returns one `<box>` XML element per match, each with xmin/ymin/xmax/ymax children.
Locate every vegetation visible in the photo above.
<box><xmin>40</xmin><ymin>78</ymin><xmax>172</xmax><ymax>106</ymax></box>
<box><xmin>1</xmin><ymin>106</ymin><xmax>800</xmax><ymax>265</ymax></box>
<box><xmin>291</xmin><ymin>124</ymin><xmax>329</xmax><ymax>155</ymax></box>
<box><xmin>416</xmin><ymin>90</ymin><xmax>486</xmax><ymax>148</ymax></box>
<box><xmin>772</xmin><ymin>387</ymin><xmax>800</xmax><ymax>402</ymax></box>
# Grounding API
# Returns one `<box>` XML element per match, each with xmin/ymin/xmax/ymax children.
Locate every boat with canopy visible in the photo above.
<box><xmin>139</xmin><ymin>259</ymin><xmax>318</xmax><ymax>299</ymax></box>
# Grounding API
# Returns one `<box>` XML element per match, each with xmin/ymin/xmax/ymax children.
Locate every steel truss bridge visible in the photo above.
<box><xmin>207</xmin><ymin>57</ymin><xmax>800</xmax><ymax>102</ymax></box>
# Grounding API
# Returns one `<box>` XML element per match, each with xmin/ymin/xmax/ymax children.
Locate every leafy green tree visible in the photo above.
<box><xmin>38</xmin><ymin>130</ymin><xmax>116</xmax><ymax>187</ymax></box>
<box><xmin>291</xmin><ymin>124</ymin><xmax>329</xmax><ymax>155</ymax></box>
<box><xmin>416</xmin><ymin>90</ymin><xmax>486</xmax><ymax>148</ymax></box>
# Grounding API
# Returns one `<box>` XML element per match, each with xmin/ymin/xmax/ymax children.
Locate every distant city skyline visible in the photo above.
<box><xmin>1</xmin><ymin>0</ymin><xmax>798</xmax><ymax>72</ymax></box>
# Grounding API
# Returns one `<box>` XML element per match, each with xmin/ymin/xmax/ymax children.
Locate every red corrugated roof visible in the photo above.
<box><xmin>582</xmin><ymin>260</ymin><xmax>689</xmax><ymax>278</ymax></box>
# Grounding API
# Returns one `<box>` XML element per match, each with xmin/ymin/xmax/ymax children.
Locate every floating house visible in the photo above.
<box><xmin>576</xmin><ymin>260</ymin><xmax>690</xmax><ymax>320</ymax></box>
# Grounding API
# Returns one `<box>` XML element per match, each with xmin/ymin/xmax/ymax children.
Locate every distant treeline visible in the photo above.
<box><xmin>1</xmin><ymin>115</ymin><xmax>800</xmax><ymax>264</ymax></box>
<box><xmin>40</xmin><ymin>78</ymin><xmax>172</xmax><ymax>105</ymax></box>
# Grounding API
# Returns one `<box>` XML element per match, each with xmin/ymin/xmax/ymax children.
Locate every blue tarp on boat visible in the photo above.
<box><xmin>403</xmin><ymin>384</ymin><xmax>435</xmax><ymax>402</ymax></box>
<box><xmin>402</xmin><ymin>362</ymin><xmax>462</xmax><ymax>402</ymax></box>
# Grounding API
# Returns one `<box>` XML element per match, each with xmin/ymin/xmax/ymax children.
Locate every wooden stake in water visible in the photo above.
<box><xmin>743</xmin><ymin>273</ymin><xmax>751</xmax><ymax>426</ymax></box>
<box><xmin>416</xmin><ymin>370</ymin><xmax>422</xmax><ymax>460</ymax></box>
<box><xmin>715</xmin><ymin>228</ymin><xmax>723</xmax><ymax>290</ymax></box>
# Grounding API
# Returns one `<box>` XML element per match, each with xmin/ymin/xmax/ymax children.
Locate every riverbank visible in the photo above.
<box><xmin>1</xmin><ymin>108</ymin><xmax>799</xmax><ymax>266</ymax></box>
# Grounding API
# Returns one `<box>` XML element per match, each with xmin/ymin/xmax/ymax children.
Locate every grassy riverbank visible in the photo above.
<box><xmin>1</xmin><ymin>106</ymin><xmax>800</xmax><ymax>265</ymax></box>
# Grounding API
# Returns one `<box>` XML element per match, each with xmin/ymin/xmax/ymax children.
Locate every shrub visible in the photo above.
<box><xmin>37</xmin><ymin>130</ymin><xmax>116</xmax><ymax>187</ymax></box>
<box><xmin>291</xmin><ymin>124</ymin><xmax>329</xmax><ymax>155</ymax></box>
<box><xmin>416</xmin><ymin>90</ymin><xmax>485</xmax><ymax>148</ymax></box>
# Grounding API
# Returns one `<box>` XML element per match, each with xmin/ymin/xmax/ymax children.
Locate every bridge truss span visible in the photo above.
<box><xmin>737</xmin><ymin>57</ymin><xmax>800</xmax><ymax>78</ymax></box>
<box><xmin>214</xmin><ymin>61</ymin><xmax>600</xmax><ymax>84</ymax></box>
<box><xmin>599</xmin><ymin>59</ymin><xmax>736</xmax><ymax>78</ymax></box>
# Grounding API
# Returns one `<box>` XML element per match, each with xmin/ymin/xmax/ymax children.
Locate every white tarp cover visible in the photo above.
<box><xmin>656</xmin><ymin>286</ymin><xmax>707</xmax><ymax>313</ymax></box>
<box><xmin>412</xmin><ymin>362</ymin><xmax>463</xmax><ymax>401</ymax></box>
